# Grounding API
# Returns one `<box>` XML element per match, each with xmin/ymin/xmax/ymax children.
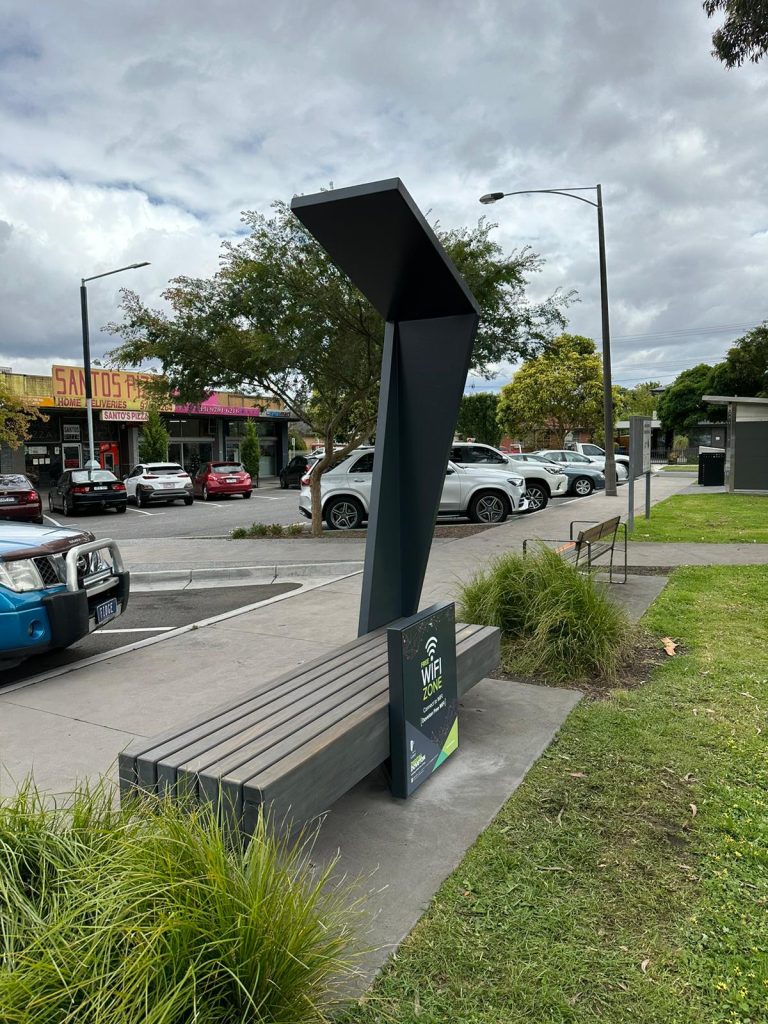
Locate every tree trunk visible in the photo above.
<box><xmin>310</xmin><ymin>468</ymin><xmax>324</xmax><ymax>536</ymax></box>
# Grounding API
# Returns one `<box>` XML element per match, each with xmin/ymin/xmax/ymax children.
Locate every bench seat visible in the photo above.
<box><xmin>119</xmin><ymin>622</ymin><xmax>500</xmax><ymax>830</ymax></box>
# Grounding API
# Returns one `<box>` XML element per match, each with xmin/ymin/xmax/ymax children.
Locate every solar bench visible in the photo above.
<box><xmin>523</xmin><ymin>515</ymin><xmax>627</xmax><ymax>584</ymax></box>
<box><xmin>119</xmin><ymin>621</ymin><xmax>500</xmax><ymax>834</ymax></box>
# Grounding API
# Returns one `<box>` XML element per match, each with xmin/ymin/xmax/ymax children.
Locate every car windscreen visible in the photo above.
<box><xmin>0</xmin><ymin>475</ymin><xmax>32</xmax><ymax>489</ymax></box>
<box><xmin>71</xmin><ymin>471</ymin><xmax>117</xmax><ymax>483</ymax></box>
<box><xmin>210</xmin><ymin>464</ymin><xmax>244</xmax><ymax>474</ymax></box>
<box><xmin>150</xmin><ymin>465</ymin><xmax>185</xmax><ymax>475</ymax></box>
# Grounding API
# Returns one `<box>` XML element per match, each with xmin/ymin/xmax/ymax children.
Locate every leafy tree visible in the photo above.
<box><xmin>0</xmin><ymin>378</ymin><xmax>45</xmax><ymax>448</ymax></box>
<box><xmin>496</xmin><ymin>334</ymin><xmax>604</xmax><ymax>447</ymax></box>
<box><xmin>704</xmin><ymin>0</ymin><xmax>768</xmax><ymax>67</ymax></box>
<box><xmin>656</xmin><ymin>363</ymin><xmax>716</xmax><ymax>435</ymax></box>
<box><xmin>615</xmin><ymin>381</ymin><xmax>661</xmax><ymax>420</ymax></box>
<box><xmin>288</xmin><ymin>430</ymin><xmax>307</xmax><ymax>451</ymax></box>
<box><xmin>108</xmin><ymin>202</ymin><xmax>568</xmax><ymax>534</ymax></box>
<box><xmin>240</xmin><ymin>420</ymin><xmax>261</xmax><ymax>487</ymax></box>
<box><xmin>138</xmin><ymin>408</ymin><xmax>170</xmax><ymax>463</ymax></box>
<box><xmin>707</xmin><ymin>323</ymin><xmax>768</xmax><ymax>397</ymax></box>
<box><xmin>456</xmin><ymin>392</ymin><xmax>500</xmax><ymax>445</ymax></box>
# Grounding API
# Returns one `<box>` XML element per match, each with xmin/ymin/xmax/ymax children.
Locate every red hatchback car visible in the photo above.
<box><xmin>0</xmin><ymin>474</ymin><xmax>44</xmax><ymax>524</ymax></box>
<box><xmin>192</xmin><ymin>462</ymin><xmax>252</xmax><ymax>501</ymax></box>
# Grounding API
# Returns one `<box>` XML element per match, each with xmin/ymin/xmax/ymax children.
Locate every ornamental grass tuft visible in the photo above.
<box><xmin>459</xmin><ymin>546</ymin><xmax>633</xmax><ymax>682</ymax></box>
<box><xmin>0</xmin><ymin>779</ymin><xmax>360</xmax><ymax>1023</ymax></box>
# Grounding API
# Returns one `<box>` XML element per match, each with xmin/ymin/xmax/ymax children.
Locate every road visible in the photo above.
<box><xmin>41</xmin><ymin>483</ymin><xmax>303</xmax><ymax>540</ymax></box>
<box><xmin>0</xmin><ymin>582</ymin><xmax>300</xmax><ymax>689</ymax></box>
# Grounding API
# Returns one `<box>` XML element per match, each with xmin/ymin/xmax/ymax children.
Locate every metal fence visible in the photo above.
<box><xmin>650</xmin><ymin>446</ymin><xmax>700</xmax><ymax>465</ymax></box>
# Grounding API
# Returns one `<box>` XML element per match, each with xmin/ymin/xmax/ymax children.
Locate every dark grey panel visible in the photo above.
<box><xmin>734</xmin><ymin>422</ymin><xmax>768</xmax><ymax>491</ymax></box>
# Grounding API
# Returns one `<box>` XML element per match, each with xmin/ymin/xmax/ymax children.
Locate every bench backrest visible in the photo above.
<box><xmin>576</xmin><ymin>515</ymin><xmax>621</xmax><ymax>548</ymax></box>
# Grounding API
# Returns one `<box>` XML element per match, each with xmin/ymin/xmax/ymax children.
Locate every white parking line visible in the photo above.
<box><xmin>43</xmin><ymin>514</ymin><xmax>62</xmax><ymax>526</ymax></box>
<box><xmin>99</xmin><ymin>627</ymin><xmax>174</xmax><ymax>633</ymax></box>
<box><xmin>126</xmin><ymin>506</ymin><xmax>165</xmax><ymax>516</ymax></box>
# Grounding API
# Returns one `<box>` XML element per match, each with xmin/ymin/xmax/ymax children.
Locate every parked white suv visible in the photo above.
<box><xmin>299</xmin><ymin>448</ymin><xmax>528</xmax><ymax>530</ymax></box>
<box><xmin>534</xmin><ymin>449</ymin><xmax>629</xmax><ymax>481</ymax></box>
<box><xmin>124</xmin><ymin>462</ymin><xmax>194</xmax><ymax>507</ymax></box>
<box><xmin>565</xmin><ymin>442</ymin><xmax>630</xmax><ymax>468</ymax></box>
<box><xmin>449</xmin><ymin>443</ymin><xmax>568</xmax><ymax>512</ymax></box>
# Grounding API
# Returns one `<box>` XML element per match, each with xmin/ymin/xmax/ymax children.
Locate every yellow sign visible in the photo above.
<box><xmin>51</xmin><ymin>364</ymin><xmax>166</xmax><ymax>411</ymax></box>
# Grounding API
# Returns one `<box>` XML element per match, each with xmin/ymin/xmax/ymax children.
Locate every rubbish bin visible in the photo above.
<box><xmin>698</xmin><ymin>451</ymin><xmax>725</xmax><ymax>486</ymax></box>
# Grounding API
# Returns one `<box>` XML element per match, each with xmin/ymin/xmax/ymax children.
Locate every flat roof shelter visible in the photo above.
<box><xmin>703</xmin><ymin>395</ymin><xmax>768</xmax><ymax>495</ymax></box>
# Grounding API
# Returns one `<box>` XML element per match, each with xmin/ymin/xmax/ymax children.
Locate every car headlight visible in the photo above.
<box><xmin>544</xmin><ymin>467</ymin><xmax>561</xmax><ymax>476</ymax></box>
<box><xmin>506</xmin><ymin>476</ymin><xmax>525</xmax><ymax>487</ymax></box>
<box><xmin>0</xmin><ymin>559</ymin><xmax>44</xmax><ymax>593</ymax></box>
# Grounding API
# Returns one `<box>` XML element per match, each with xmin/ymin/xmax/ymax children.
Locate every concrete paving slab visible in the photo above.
<box><xmin>310</xmin><ymin>676</ymin><xmax>582</xmax><ymax>993</ymax></box>
<box><xmin>0</xmin><ymin>702</ymin><xmax>135</xmax><ymax>799</ymax></box>
<box><xmin>209</xmin><ymin>585</ymin><xmax>361</xmax><ymax>644</ymax></box>
<box><xmin>597</xmin><ymin>574</ymin><xmax>669</xmax><ymax>621</ymax></box>
<box><xmin>1</xmin><ymin>630</ymin><xmax>330</xmax><ymax>736</ymax></box>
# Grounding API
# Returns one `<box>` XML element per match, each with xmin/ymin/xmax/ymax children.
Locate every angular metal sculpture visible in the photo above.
<box><xmin>291</xmin><ymin>179</ymin><xmax>480</xmax><ymax>635</ymax></box>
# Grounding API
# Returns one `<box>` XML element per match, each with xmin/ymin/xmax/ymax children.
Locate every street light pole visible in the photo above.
<box><xmin>80</xmin><ymin>262</ymin><xmax>150</xmax><ymax>469</ymax></box>
<box><xmin>479</xmin><ymin>185</ymin><xmax>617</xmax><ymax>495</ymax></box>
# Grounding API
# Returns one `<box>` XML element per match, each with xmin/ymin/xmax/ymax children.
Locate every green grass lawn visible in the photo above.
<box><xmin>630</xmin><ymin>493</ymin><xmax>768</xmax><ymax>543</ymax></box>
<box><xmin>342</xmin><ymin>567</ymin><xmax>768</xmax><ymax>1024</ymax></box>
<box><xmin>659</xmin><ymin>463</ymin><xmax>699</xmax><ymax>472</ymax></box>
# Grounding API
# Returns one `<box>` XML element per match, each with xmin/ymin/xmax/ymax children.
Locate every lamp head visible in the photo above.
<box><xmin>479</xmin><ymin>192</ymin><xmax>505</xmax><ymax>205</ymax></box>
<box><xmin>130</xmin><ymin>262</ymin><xmax>151</xmax><ymax>269</ymax></box>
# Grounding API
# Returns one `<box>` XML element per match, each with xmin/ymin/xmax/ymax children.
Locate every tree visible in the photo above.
<box><xmin>0</xmin><ymin>378</ymin><xmax>45</xmax><ymax>448</ymax></box>
<box><xmin>240</xmin><ymin>420</ymin><xmax>261</xmax><ymax>487</ymax></box>
<box><xmin>704</xmin><ymin>0</ymin><xmax>768</xmax><ymax>67</ymax></box>
<box><xmin>138</xmin><ymin>408</ymin><xmax>170</xmax><ymax>463</ymax></box>
<box><xmin>496</xmin><ymin>334</ymin><xmax>604</xmax><ymax>447</ymax></box>
<box><xmin>656</xmin><ymin>363</ymin><xmax>716</xmax><ymax>436</ymax></box>
<box><xmin>288</xmin><ymin>430</ymin><xmax>307</xmax><ymax>451</ymax></box>
<box><xmin>707</xmin><ymin>323</ymin><xmax>768</xmax><ymax>397</ymax></box>
<box><xmin>456</xmin><ymin>392</ymin><xmax>500</xmax><ymax>445</ymax></box>
<box><xmin>615</xmin><ymin>381</ymin><xmax>661</xmax><ymax>420</ymax></box>
<box><xmin>108</xmin><ymin>201</ymin><xmax>568</xmax><ymax>535</ymax></box>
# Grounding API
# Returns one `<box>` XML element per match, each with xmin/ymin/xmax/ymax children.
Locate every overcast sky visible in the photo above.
<box><xmin>1</xmin><ymin>0</ymin><xmax>766</xmax><ymax>394</ymax></box>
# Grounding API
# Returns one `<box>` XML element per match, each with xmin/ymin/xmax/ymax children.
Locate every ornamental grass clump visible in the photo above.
<box><xmin>459</xmin><ymin>547</ymin><xmax>633</xmax><ymax>682</ymax></box>
<box><xmin>0</xmin><ymin>780</ymin><xmax>360</xmax><ymax>1023</ymax></box>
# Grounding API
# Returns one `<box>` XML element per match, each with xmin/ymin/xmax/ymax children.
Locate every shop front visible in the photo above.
<box><xmin>2</xmin><ymin>367</ymin><xmax>297</xmax><ymax>485</ymax></box>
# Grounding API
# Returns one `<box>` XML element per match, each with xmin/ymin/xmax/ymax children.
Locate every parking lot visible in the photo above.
<box><xmin>41</xmin><ymin>482</ymin><xmax>302</xmax><ymax>540</ymax></box>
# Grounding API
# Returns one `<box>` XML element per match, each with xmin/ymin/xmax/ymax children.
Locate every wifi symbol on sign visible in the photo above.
<box><xmin>425</xmin><ymin>636</ymin><xmax>438</xmax><ymax>658</ymax></box>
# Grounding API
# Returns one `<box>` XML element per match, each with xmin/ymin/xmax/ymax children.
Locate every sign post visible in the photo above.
<box><xmin>628</xmin><ymin>415</ymin><xmax>652</xmax><ymax>532</ymax></box>
<box><xmin>387</xmin><ymin>602</ymin><xmax>459</xmax><ymax>798</ymax></box>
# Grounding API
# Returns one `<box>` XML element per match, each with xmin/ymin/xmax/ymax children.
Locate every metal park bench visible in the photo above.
<box><xmin>119</xmin><ymin>621</ymin><xmax>500</xmax><ymax>835</ymax></box>
<box><xmin>523</xmin><ymin>515</ymin><xmax>627</xmax><ymax>584</ymax></box>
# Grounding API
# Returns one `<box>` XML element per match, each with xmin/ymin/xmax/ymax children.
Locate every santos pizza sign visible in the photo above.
<box><xmin>52</xmin><ymin>365</ymin><xmax>162</xmax><ymax>411</ymax></box>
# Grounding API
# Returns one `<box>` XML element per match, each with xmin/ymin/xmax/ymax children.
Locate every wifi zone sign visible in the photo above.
<box><xmin>387</xmin><ymin>602</ymin><xmax>459</xmax><ymax>799</ymax></box>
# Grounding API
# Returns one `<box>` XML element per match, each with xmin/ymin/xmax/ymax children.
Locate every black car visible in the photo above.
<box><xmin>279</xmin><ymin>455</ymin><xmax>314</xmax><ymax>489</ymax></box>
<box><xmin>48</xmin><ymin>469</ymin><xmax>128</xmax><ymax>516</ymax></box>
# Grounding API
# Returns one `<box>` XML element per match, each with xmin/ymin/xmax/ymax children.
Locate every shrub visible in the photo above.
<box><xmin>459</xmin><ymin>547</ymin><xmax>633</xmax><ymax>682</ymax></box>
<box><xmin>0</xmin><ymin>780</ymin><xmax>359</xmax><ymax>1023</ymax></box>
<box><xmin>138</xmin><ymin>408</ymin><xmax>170</xmax><ymax>463</ymax></box>
<box><xmin>287</xmin><ymin>523</ymin><xmax>305</xmax><ymax>536</ymax></box>
<box><xmin>240</xmin><ymin>420</ymin><xmax>261</xmax><ymax>484</ymax></box>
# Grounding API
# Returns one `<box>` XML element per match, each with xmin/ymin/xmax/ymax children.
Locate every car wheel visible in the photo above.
<box><xmin>35</xmin><ymin>514</ymin><xmax>44</xmax><ymax>525</ymax></box>
<box><xmin>63</xmin><ymin>496</ymin><xmax>75</xmax><ymax>517</ymax></box>
<box><xmin>280</xmin><ymin>476</ymin><xmax>288</xmax><ymax>489</ymax></box>
<box><xmin>184</xmin><ymin>496</ymin><xmax>194</xmax><ymax>506</ymax></box>
<box><xmin>202</xmin><ymin>485</ymin><xmax>209</xmax><ymax>501</ymax></box>
<box><xmin>572</xmin><ymin>476</ymin><xmax>594</xmax><ymax>497</ymax></box>
<box><xmin>468</xmin><ymin>490</ymin><xmax>509</xmax><ymax>524</ymax></box>
<box><xmin>48</xmin><ymin>494</ymin><xmax>54</xmax><ymax>512</ymax></box>
<box><xmin>136</xmin><ymin>489</ymin><xmax>146</xmax><ymax>508</ymax></box>
<box><xmin>117</xmin><ymin>504</ymin><xmax>127</xmax><ymax>514</ymax></box>
<box><xmin>244</xmin><ymin>491</ymin><xmax>252</xmax><ymax>499</ymax></box>
<box><xmin>523</xmin><ymin>483</ymin><xmax>549</xmax><ymax>513</ymax></box>
<box><xmin>325</xmin><ymin>496</ymin><xmax>364</xmax><ymax>531</ymax></box>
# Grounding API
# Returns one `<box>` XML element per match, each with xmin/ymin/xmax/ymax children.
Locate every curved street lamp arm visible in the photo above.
<box><xmin>500</xmin><ymin>188</ymin><xmax>598</xmax><ymax>208</ymax></box>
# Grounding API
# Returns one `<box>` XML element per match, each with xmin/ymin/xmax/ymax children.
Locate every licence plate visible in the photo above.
<box><xmin>93</xmin><ymin>486</ymin><xmax>108</xmax><ymax>491</ymax></box>
<box><xmin>160</xmin><ymin>482</ymin><xmax>176</xmax><ymax>488</ymax></box>
<box><xmin>226</xmin><ymin>478</ymin><xmax>238</xmax><ymax>483</ymax></box>
<box><xmin>0</xmin><ymin>496</ymin><xmax>15</xmax><ymax>503</ymax></box>
<box><xmin>96</xmin><ymin>597</ymin><xmax>118</xmax><ymax>625</ymax></box>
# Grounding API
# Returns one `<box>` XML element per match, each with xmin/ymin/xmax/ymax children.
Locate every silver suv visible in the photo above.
<box><xmin>449</xmin><ymin>443</ymin><xmax>568</xmax><ymax>512</ymax></box>
<box><xmin>298</xmin><ymin>449</ymin><xmax>528</xmax><ymax>530</ymax></box>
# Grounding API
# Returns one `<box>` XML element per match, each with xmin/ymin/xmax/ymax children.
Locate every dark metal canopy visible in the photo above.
<box><xmin>291</xmin><ymin>178</ymin><xmax>479</xmax><ymax>322</ymax></box>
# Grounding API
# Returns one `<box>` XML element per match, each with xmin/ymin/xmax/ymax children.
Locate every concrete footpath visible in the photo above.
<box><xmin>1</xmin><ymin>471</ymin><xmax>762</xmax><ymax>988</ymax></box>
